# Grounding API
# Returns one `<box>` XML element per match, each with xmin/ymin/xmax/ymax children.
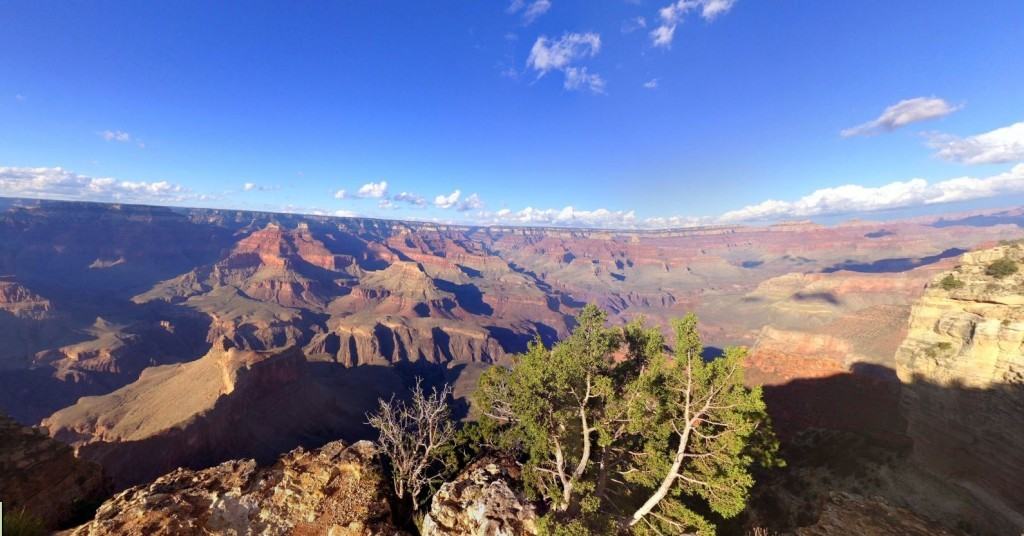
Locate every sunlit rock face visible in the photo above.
<box><xmin>895</xmin><ymin>244</ymin><xmax>1024</xmax><ymax>533</ymax></box>
<box><xmin>66</xmin><ymin>440</ymin><xmax>401</xmax><ymax>536</ymax></box>
<box><xmin>422</xmin><ymin>457</ymin><xmax>538</xmax><ymax>536</ymax></box>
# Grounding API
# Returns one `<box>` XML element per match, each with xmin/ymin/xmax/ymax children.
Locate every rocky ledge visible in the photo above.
<box><xmin>66</xmin><ymin>440</ymin><xmax>403</xmax><ymax>536</ymax></box>
<box><xmin>421</xmin><ymin>457</ymin><xmax>537</xmax><ymax>536</ymax></box>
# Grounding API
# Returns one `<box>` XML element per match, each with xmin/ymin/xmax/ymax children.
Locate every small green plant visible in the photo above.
<box><xmin>924</xmin><ymin>342</ymin><xmax>954</xmax><ymax>358</ymax></box>
<box><xmin>986</xmin><ymin>257</ymin><xmax>1019</xmax><ymax>279</ymax></box>
<box><xmin>938</xmin><ymin>274</ymin><xmax>965</xmax><ymax>290</ymax></box>
<box><xmin>2</xmin><ymin>509</ymin><xmax>47</xmax><ymax>536</ymax></box>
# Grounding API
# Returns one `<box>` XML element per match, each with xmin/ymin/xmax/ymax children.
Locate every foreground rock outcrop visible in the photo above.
<box><xmin>895</xmin><ymin>243</ymin><xmax>1024</xmax><ymax>533</ymax></box>
<box><xmin>68</xmin><ymin>440</ymin><xmax>402</xmax><ymax>536</ymax></box>
<box><xmin>421</xmin><ymin>457</ymin><xmax>537</xmax><ymax>536</ymax></box>
<box><xmin>0</xmin><ymin>412</ymin><xmax>108</xmax><ymax>529</ymax></box>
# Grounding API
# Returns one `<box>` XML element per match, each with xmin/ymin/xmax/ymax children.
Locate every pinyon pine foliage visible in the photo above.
<box><xmin>475</xmin><ymin>305</ymin><xmax>778</xmax><ymax>535</ymax></box>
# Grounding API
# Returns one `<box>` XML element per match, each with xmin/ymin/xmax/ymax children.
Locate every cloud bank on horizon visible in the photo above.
<box><xmin>5</xmin><ymin>139</ymin><xmax>1024</xmax><ymax>228</ymax></box>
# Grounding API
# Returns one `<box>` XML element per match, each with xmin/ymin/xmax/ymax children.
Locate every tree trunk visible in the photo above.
<box><xmin>629</xmin><ymin>424</ymin><xmax>692</xmax><ymax>526</ymax></box>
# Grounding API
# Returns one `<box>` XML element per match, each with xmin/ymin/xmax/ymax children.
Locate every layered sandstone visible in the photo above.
<box><xmin>67</xmin><ymin>440</ymin><xmax>401</xmax><ymax>536</ymax></box>
<box><xmin>895</xmin><ymin>244</ymin><xmax>1024</xmax><ymax>532</ymax></box>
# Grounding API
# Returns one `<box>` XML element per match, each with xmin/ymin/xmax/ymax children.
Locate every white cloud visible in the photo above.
<box><xmin>643</xmin><ymin>215</ymin><xmax>708</xmax><ymax>228</ymax></box>
<box><xmin>701</xmin><ymin>0</ymin><xmax>736</xmax><ymax>20</ymax></box>
<box><xmin>523</xmin><ymin>0</ymin><xmax>551</xmax><ymax>23</ymax></box>
<box><xmin>563</xmin><ymin>67</ymin><xmax>606</xmax><ymax>94</ymax></box>
<box><xmin>650</xmin><ymin>24</ymin><xmax>676</xmax><ymax>47</ymax></box>
<box><xmin>928</xmin><ymin>121</ymin><xmax>1024</xmax><ymax>165</ymax></box>
<box><xmin>334</xmin><ymin>209</ymin><xmax>358</xmax><ymax>217</ymax></box>
<box><xmin>333</xmin><ymin>189</ymin><xmax>349</xmax><ymax>199</ymax></box>
<box><xmin>356</xmin><ymin>180</ymin><xmax>388</xmax><ymax>198</ymax></box>
<box><xmin>99</xmin><ymin>130</ymin><xmax>133</xmax><ymax>143</ymax></box>
<box><xmin>650</xmin><ymin>0</ymin><xmax>736</xmax><ymax>48</ymax></box>
<box><xmin>643</xmin><ymin>78</ymin><xmax>659</xmax><ymax>89</ymax></box>
<box><xmin>508</xmin><ymin>0</ymin><xmax>551</xmax><ymax>24</ymax></box>
<box><xmin>482</xmin><ymin>205</ymin><xmax>637</xmax><ymax>228</ymax></box>
<box><xmin>393</xmin><ymin>191</ymin><xmax>427</xmax><ymax>206</ymax></box>
<box><xmin>378</xmin><ymin>199</ymin><xmax>395</xmax><ymax>209</ymax></box>
<box><xmin>434</xmin><ymin>189</ymin><xmax>461</xmax><ymax>209</ymax></box>
<box><xmin>527</xmin><ymin>32</ymin><xmax>604</xmax><ymax>93</ymax></box>
<box><xmin>0</xmin><ymin>166</ymin><xmax>194</xmax><ymax>204</ymax></box>
<box><xmin>527</xmin><ymin>32</ymin><xmax>601</xmax><ymax>74</ymax></box>
<box><xmin>457</xmin><ymin>193</ymin><xmax>485</xmax><ymax>212</ymax></box>
<box><xmin>719</xmin><ymin>164</ymin><xmax>1024</xmax><ymax>222</ymax></box>
<box><xmin>243</xmin><ymin>182</ymin><xmax>256</xmax><ymax>192</ymax></box>
<box><xmin>841</xmin><ymin>97</ymin><xmax>960</xmax><ymax>137</ymax></box>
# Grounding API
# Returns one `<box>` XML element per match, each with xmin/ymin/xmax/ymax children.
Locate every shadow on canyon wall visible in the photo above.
<box><xmin>745</xmin><ymin>363</ymin><xmax>1024</xmax><ymax>536</ymax></box>
<box><xmin>821</xmin><ymin>247</ymin><xmax>967</xmax><ymax>274</ymax></box>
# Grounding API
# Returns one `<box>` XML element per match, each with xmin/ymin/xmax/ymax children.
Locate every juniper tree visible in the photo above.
<box><xmin>476</xmin><ymin>308</ymin><xmax>775</xmax><ymax>535</ymax></box>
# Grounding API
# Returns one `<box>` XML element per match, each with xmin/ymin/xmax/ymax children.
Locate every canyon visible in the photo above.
<box><xmin>1</xmin><ymin>197</ymin><xmax>1023</xmax><ymax>533</ymax></box>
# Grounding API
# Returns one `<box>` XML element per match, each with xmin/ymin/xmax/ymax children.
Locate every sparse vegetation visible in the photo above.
<box><xmin>367</xmin><ymin>378</ymin><xmax>456</xmax><ymax>512</ymax></box>
<box><xmin>1</xmin><ymin>509</ymin><xmax>47</xmax><ymax>536</ymax></box>
<box><xmin>475</xmin><ymin>305</ymin><xmax>779</xmax><ymax>535</ymax></box>
<box><xmin>985</xmin><ymin>257</ymin><xmax>1018</xmax><ymax>279</ymax></box>
<box><xmin>938</xmin><ymin>274</ymin><xmax>964</xmax><ymax>291</ymax></box>
<box><xmin>925</xmin><ymin>341</ymin><xmax>954</xmax><ymax>359</ymax></box>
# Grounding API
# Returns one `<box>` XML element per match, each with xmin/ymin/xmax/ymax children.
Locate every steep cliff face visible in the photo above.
<box><xmin>0</xmin><ymin>412</ymin><xmax>108</xmax><ymax>529</ymax></box>
<box><xmin>67</xmin><ymin>440</ymin><xmax>401</xmax><ymax>536</ymax></box>
<box><xmin>895</xmin><ymin>244</ymin><xmax>1024</xmax><ymax>531</ymax></box>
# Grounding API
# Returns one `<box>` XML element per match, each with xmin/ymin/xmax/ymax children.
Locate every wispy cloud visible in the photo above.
<box><xmin>14</xmin><ymin>94</ymin><xmax>26</xmax><ymax>103</ymax></box>
<box><xmin>99</xmin><ymin>130</ymin><xmax>132</xmax><ymax>143</ymax></box>
<box><xmin>333</xmin><ymin>189</ymin><xmax>349</xmax><ymax>200</ymax></box>
<box><xmin>719</xmin><ymin>164</ymin><xmax>1024</xmax><ymax>222</ymax></box>
<box><xmin>0</xmin><ymin>166</ymin><xmax>196</xmax><ymax>204</ymax></box>
<box><xmin>622</xmin><ymin>16</ymin><xmax>647</xmax><ymax>34</ymax></box>
<box><xmin>393</xmin><ymin>191</ymin><xmax>427</xmax><ymax>206</ymax></box>
<box><xmin>651</xmin><ymin>0</ymin><xmax>736</xmax><ymax>48</ymax></box>
<box><xmin>98</xmin><ymin>129</ymin><xmax>145</xmax><ymax>148</ymax></box>
<box><xmin>242</xmin><ymin>182</ymin><xmax>278</xmax><ymax>192</ymax></box>
<box><xmin>527</xmin><ymin>32</ymin><xmax>604</xmax><ymax>93</ymax></box>
<box><xmin>564</xmin><ymin>67</ymin><xmax>606</xmax><ymax>93</ymax></box>
<box><xmin>928</xmin><ymin>121</ymin><xmax>1024</xmax><ymax>165</ymax></box>
<box><xmin>507</xmin><ymin>0</ymin><xmax>551</xmax><ymax>24</ymax></box>
<box><xmin>434</xmin><ymin>189</ymin><xmax>462</xmax><ymax>209</ymax></box>
<box><xmin>356</xmin><ymin>180</ymin><xmax>388</xmax><ymax>198</ymax></box>
<box><xmin>643</xmin><ymin>78</ymin><xmax>659</xmax><ymax>89</ymax></box>
<box><xmin>841</xmin><ymin>97</ymin><xmax>960</xmax><ymax>137</ymax></box>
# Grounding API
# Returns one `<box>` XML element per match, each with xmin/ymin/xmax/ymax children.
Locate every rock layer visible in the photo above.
<box><xmin>895</xmin><ymin>244</ymin><xmax>1024</xmax><ymax>532</ymax></box>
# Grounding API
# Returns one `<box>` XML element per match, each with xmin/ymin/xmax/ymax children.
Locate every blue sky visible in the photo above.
<box><xmin>1</xmin><ymin>1</ymin><xmax>1023</xmax><ymax>227</ymax></box>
